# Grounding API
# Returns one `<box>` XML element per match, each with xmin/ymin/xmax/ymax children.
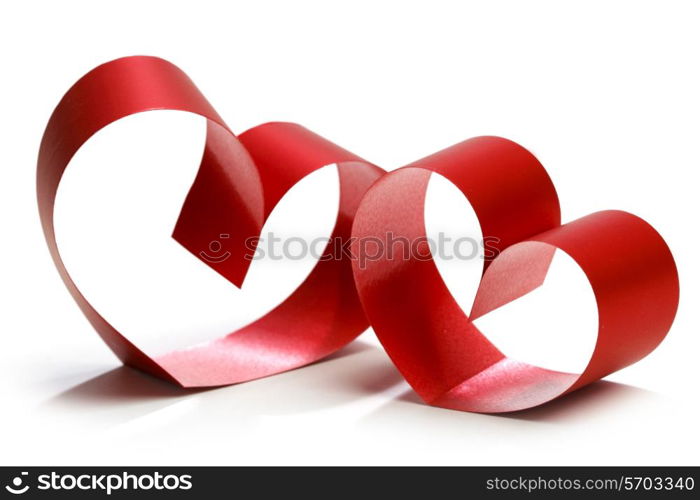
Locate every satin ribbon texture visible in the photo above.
<box><xmin>38</xmin><ymin>56</ymin><xmax>384</xmax><ymax>387</ymax></box>
<box><xmin>38</xmin><ymin>56</ymin><xmax>679</xmax><ymax>413</ymax></box>
<box><xmin>351</xmin><ymin>140</ymin><xmax>679</xmax><ymax>412</ymax></box>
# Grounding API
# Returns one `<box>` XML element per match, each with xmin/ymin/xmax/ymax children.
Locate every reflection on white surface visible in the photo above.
<box><xmin>2</xmin><ymin>336</ymin><xmax>684</xmax><ymax>466</ymax></box>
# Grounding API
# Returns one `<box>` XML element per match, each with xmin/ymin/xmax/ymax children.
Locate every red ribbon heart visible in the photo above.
<box><xmin>38</xmin><ymin>56</ymin><xmax>384</xmax><ymax>387</ymax></box>
<box><xmin>38</xmin><ymin>56</ymin><xmax>679</xmax><ymax>412</ymax></box>
<box><xmin>350</xmin><ymin>139</ymin><xmax>679</xmax><ymax>412</ymax></box>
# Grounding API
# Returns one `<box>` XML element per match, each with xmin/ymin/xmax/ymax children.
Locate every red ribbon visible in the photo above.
<box><xmin>38</xmin><ymin>56</ymin><xmax>383</xmax><ymax>387</ymax></box>
<box><xmin>351</xmin><ymin>142</ymin><xmax>679</xmax><ymax>412</ymax></box>
<box><xmin>38</xmin><ymin>56</ymin><xmax>679</xmax><ymax>412</ymax></box>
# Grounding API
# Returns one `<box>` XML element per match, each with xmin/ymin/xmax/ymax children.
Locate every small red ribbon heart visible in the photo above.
<box><xmin>350</xmin><ymin>139</ymin><xmax>679</xmax><ymax>412</ymax></box>
<box><xmin>38</xmin><ymin>56</ymin><xmax>679</xmax><ymax>412</ymax></box>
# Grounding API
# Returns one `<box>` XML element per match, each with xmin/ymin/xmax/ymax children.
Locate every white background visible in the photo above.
<box><xmin>0</xmin><ymin>0</ymin><xmax>698</xmax><ymax>466</ymax></box>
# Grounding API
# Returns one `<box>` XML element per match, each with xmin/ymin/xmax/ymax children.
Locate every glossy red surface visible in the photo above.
<box><xmin>38</xmin><ymin>56</ymin><xmax>383</xmax><ymax>387</ymax></box>
<box><xmin>350</xmin><ymin>142</ymin><xmax>679</xmax><ymax>412</ymax></box>
<box><xmin>38</xmin><ymin>56</ymin><xmax>679</xmax><ymax>412</ymax></box>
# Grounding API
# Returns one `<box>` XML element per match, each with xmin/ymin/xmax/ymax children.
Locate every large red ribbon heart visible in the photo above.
<box><xmin>38</xmin><ymin>56</ymin><xmax>384</xmax><ymax>387</ymax></box>
<box><xmin>350</xmin><ymin>139</ymin><xmax>679</xmax><ymax>412</ymax></box>
<box><xmin>38</xmin><ymin>56</ymin><xmax>679</xmax><ymax>412</ymax></box>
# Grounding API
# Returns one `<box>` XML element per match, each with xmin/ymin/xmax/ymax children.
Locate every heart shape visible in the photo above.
<box><xmin>39</xmin><ymin>56</ymin><xmax>679</xmax><ymax>412</ymax></box>
<box><xmin>38</xmin><ymin>56</ymin><xmax>384</xmax><ymax>387</ymax></box>
<box><xmin>350</xmin><ymin>137</ymin><xmax>679</xmax><ymax>412</ymax></box>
